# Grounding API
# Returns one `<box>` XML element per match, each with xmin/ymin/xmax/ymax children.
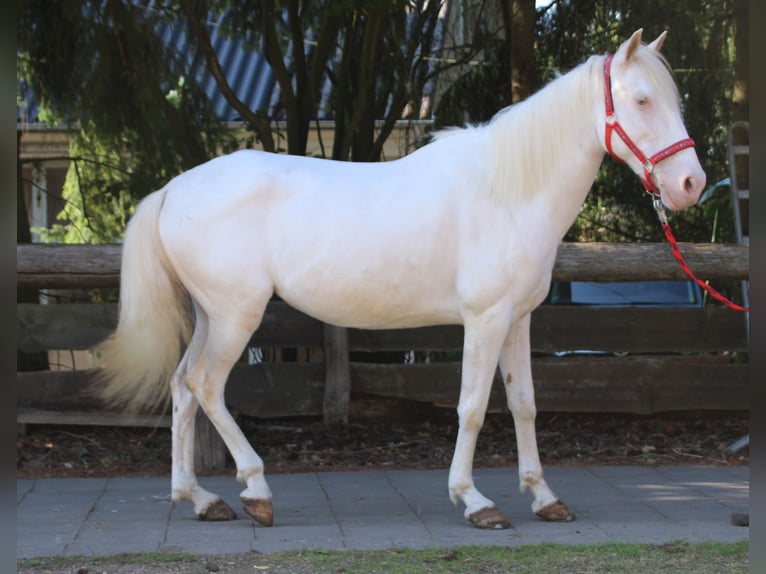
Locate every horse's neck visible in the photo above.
<box><xmin>489</xmin><ymin>56</ymin><xmax>606</xmax><ymax>242</ymax></box>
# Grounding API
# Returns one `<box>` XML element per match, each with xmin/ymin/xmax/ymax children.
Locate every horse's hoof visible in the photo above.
<box><xmin>242</xmin><ymin>497</ymin><xmax>274</xmax><ymax>527</ymax></box>
<box><xmin>468</xmin><ymin>506</ymin><xmax>511</xmax><ymax>529</ymax></box>
<box><xmin>198</xmin><ymin>499</ymin><xmax>237</xmax><ymax>521</ymax></box>
<box><xmin>535</xmin><ymin>500</ymin><xmax>576</xmax><ymax>522</ymax></box>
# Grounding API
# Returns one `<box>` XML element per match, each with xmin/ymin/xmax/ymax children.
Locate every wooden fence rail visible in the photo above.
<box><xmin>17</xmin><ymin>242</ymin><xmax>750</xmax><ymax>289</ymax></box>
<box><xmin>17</xmin><ymin>243</ymin><xmax>749</xmax><ymax>466</ymax></box>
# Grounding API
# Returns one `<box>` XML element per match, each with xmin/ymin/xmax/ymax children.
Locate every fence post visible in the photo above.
<box><xmin>323</xmin><ymin>324</ymin><xmax>351</xmax><ymax>425</ymax></box>
<box><xmin>194</xmin><ymin>410</ymin><xmax>227</xmax><ymax>470</ymax></box>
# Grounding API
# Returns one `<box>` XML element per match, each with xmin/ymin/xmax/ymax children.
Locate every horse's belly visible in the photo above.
<box><xmin>274</xmin><ymin>254</ymin><xmax>463</xmax><ymax>329</ymax></box>
<box><xmin>281</xmin><ymin>292</ymin><xmax>461</xmax><ymax>330</ymax></box>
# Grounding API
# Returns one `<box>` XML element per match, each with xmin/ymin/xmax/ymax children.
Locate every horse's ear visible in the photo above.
<box><xmin>623</xmin><ymin>29</ymin><xmax>643</xmax><ymax>61</ymax></box>
<box><xmin>648</xmin><ymin>31</ymin><xmax>667</xmax><ymax>52</ymax></box>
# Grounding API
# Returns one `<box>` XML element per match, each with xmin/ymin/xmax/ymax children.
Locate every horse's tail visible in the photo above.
<box><xmin>95</xmin><ymin>188</ymin><xmax>193</xmax><ymax>413</ymax></box>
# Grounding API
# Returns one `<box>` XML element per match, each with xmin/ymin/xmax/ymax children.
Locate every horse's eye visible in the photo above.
<box><xmin>637</xmin><ymin>96</ymin><xmax>649</xmax><ymax>106</ymax></box>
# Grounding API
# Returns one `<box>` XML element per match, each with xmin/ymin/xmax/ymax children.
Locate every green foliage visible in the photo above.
<box><xmin>35</xmin><ymin>127</ymin><xmax>136</xmax><ymax>244</ymax></box>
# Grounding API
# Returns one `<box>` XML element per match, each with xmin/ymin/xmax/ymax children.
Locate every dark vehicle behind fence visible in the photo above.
<box><xmin>544</xmin><ymin>280</ymin><xmax>704</xmax><ymax>356</ymax></box>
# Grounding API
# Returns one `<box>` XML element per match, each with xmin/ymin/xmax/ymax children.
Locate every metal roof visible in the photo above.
<box><xmin>18</xmin><ymin>8</ymin><xmax>277</xmax><ymax>125</ymax></box>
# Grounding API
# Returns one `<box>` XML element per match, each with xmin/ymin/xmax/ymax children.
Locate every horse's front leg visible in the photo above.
<box><xmin>499</xmin><ymin>313</ymin><xmax>575</xmax><ymax>522</ymax></box>
<box><xmin>448</xmin><ymin>306</ymin><xmax>512</xmax><ymax>529</ymax></box>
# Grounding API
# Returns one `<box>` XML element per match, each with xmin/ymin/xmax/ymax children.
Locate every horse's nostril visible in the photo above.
<box><xmin>683</xmin><ymin>171</ymin><xmax>706</xmax><ymax>198</ymax></box>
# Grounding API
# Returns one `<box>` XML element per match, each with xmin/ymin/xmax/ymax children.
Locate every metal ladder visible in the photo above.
<box><xmin>725</xmin><ymin>121</ymin><xmax>749</xmax><ymax>455</ymax></box>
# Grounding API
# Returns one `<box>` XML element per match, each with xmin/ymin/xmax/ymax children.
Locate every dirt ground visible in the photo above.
<box><xmin>17</xmin><ymin>410</ymin><xmax>749</xmax><ymax>479</ymax></box>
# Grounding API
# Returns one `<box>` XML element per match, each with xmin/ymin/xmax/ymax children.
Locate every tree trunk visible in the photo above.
<box><xmin>731</xmin><ymin>0</ymin><xmax>748</xmax><ymax>195</ymax></box>
<box><xmin>509</xmin><ymin>0</ymin><xmax>537</xmax><ymax>103</ymax></box>
<box><xmin>350</xmin><ymin>9</ymin><xmax>385</xmax><ymax>162</ymax></box>
<box><xmin>323</xmin><ymin>323</ymin><xmax>351</xmax><ymax>426</ymax></box>
<box><xmin>732</xmin><ymin>0</ymin><xmax>748</xmax><ymax>123</ymax></box>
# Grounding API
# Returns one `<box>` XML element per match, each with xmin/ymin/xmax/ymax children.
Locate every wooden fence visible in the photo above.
<box><xmin>18</xmin><ymin>241</ymin><xmax>748</xmax><ymax>423</ymax></box>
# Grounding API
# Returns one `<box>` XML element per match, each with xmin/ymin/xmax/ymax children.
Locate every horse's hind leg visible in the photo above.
<box><xmin>170</xmin><ymin>306</ymin><xmax>236</xmax><ymax>520</ymax></box>
<box><xmin>184</xmin><ymin>304</ymin><xmax>274</xmax><ymax>526</ymax></box>
<box><xmin>499</xmin><ymin>313</ymin><xmax>575</xmax><ymax>522</ymax></box>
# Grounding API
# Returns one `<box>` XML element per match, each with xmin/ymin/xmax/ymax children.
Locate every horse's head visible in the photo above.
<box><xmin>600</xmin><ymin>29</ymin><xmax>706</xmax><ymax>211</ymax></box>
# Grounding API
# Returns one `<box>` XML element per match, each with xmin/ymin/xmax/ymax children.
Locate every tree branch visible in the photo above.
<box><xmin>180</xmin><ymin>0</ymin><xmax>275</xmax><ymax>152</ymax></box>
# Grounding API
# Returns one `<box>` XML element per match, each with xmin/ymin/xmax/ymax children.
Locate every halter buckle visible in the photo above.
<box><xmin>652</xmin><ymin>195</ymin><xmax>668</xmax><ymax>224</ymax></box>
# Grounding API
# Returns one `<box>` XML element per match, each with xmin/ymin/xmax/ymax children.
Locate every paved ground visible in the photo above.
<box><xmin>17</xmin><ymin>465</ymin><xmax>749</xmax><ymax>558</ymax></box>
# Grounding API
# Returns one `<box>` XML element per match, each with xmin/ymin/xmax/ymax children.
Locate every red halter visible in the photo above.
<box><xmin>602</xmin><ymin>53</ymin><xmax>696</xmax><ymax>195</ymax></box>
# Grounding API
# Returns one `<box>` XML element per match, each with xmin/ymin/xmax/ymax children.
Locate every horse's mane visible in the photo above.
<box><xmin>486</xmin><ymin>56</ymin><xmax>605</xmax><ymax>205</ymax></box>
<box><xmin>433</xmin><ymin>45</ymin><xmax>681</xmax><ymax>206</ymax></box>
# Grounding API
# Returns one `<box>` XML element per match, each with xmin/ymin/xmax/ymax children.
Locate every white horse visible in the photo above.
<box><xmin>98</xmin><ymin>30</ymin><xmax>705</xmax><ymax>530</ymax></box>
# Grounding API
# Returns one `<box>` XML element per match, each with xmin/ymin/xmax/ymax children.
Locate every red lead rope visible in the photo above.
<box><xmin>654</xmin><ymin>200</ymin><xmax>749</xmax><ymax>313</ymax></box>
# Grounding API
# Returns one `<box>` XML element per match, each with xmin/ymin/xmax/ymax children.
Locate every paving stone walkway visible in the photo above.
<box><xmin>17</xmin><ymin>465</ymin><xmax>749</xmax><ymax>558</ymax></box>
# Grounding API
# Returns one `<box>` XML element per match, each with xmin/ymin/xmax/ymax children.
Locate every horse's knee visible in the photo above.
<box><xmin>457</xmin><ymin>403</ymin><xmax>486</xmax><ymax>432</ymax></box>
<box><xmin>507</xmin><ymin>388</ymin><xmax>536</xmax><ymax>420</ymax></box>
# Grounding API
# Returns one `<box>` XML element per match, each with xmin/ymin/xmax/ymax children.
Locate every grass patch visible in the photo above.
<box><xmin>18</xmin><ymin>541</ymin><xmax>749</xmax><ymax>574</ymax></box>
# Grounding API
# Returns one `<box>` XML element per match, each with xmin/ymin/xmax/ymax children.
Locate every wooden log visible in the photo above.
<box><xmin>193</xmin><ymin>410</ymin><xmax>227</xmax><ymax>471</ymax></box>
<box><xmin>16</xmin><ymin>301</ymin><xmax>324</xmax><ymax>352</ymax></box>
<box><xmin>348</xmin><ymin>356</ymin><xmax>749</xmax><ymax>415</ymax></box>
<box><xmin>16</xmin><ymin>408</ymin><xmax>171</xmax><ymax>428</ymax></box>
<box><xmin>529</xmin><ymin>356</ymin><xmax>749</xmax><ymax>414</ymax></box>
<box><xmin>348</xmin><ymin>307</ymin><xmax>747</xmax><ymax>354</ymax></box>
<box><xmin>17</xmin><ymin>369</ymin><xmax>103</xmax><ymax>409</ymax></box>
<box><xmin>17</xmin><ymin>354</ymin><xmax>748</xmax><ymax>419</ymax></box>
<box><xmin>17</xmin><ymin>243</ymin><xmax>122</xmax><ymax>289</ymax></box>
<box><xmin>348</xmin><ymin>325</ymin><xmax>463</xmax><ymax>352</ymax></box>
<box><xmin>19</xmin><ymin>303</ymin><xmax>746</xmax><ymax>356</ymax></box>
<box><xmin>251</xmin><ymin>301</ymin><xmax>324</xmax><ymax>348</ymax></box>
<box><xmin>323</xmin><ymin>324</ymin><xmax>352</xmax><ymax>425</ymax></box>
<box><xmin>17</xmin><ymin>363</ymin><xmax>326</xmax><ymax>420</ymax></box>
<box><xmin>17</xmin><ymin>303</ymin><xmax>118</xmax><ymax>351</ymax></box>
<box><xmin>17</xmin><ymin>242</ymin><xmax>749</xmax><ymax>289</ymax></box>
<box><xmin>529</xmin><ymin>305</ymin><xmax>747</xmax><ymax>354</ymax></box>
<box><xmin>553</xmin><ymin>242</ymin><xmax>749</xmax><ymax>281</ymax></box>
<box><xmin>224</xmin><ymin>363</ymin><xmax>325</xmax><ymax>418</ymax></box>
